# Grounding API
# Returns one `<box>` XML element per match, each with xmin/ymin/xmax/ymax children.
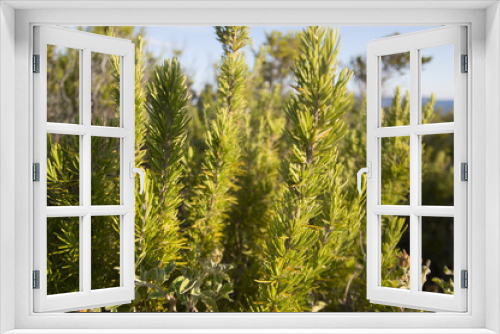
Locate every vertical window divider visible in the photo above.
<box><xmin>366</xmin><ymin>48</ymin><xmax>378</xmax><ymax>296</ymax></box>
<box><xmin>78</xmin><ymin>48</ymin><xmax>84</xmax><ymax>293</ymax></box>
<box><xmin>375</xmin><ymin>55</ymin><xmax>382</xmax><ymax>289</ymax></box>
<box><xmin>416</xmin><ymin>49</ymin><xmax>424</xmax><ymax>293</ymax></box>
<box><xmin>409</xmin><ymin>47</ymin><xmax>420</xmax><ymax>294</ymax></box>
<box><xmin>123</xmin><ymin>49</ymin><xmax>136</xmax><ymax>293</ymax></box>
<box><xmin>119</xmin><ymin>55</ymin><xmax>125</xmax><ymax>288</ymax></box>
<box><xmin>82</xmin><ymin>47</ymin><xmax>92</xmax><ymax>294</ymax></box>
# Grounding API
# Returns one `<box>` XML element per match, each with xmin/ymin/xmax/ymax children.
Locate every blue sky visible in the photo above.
<box><xmin>142</xmin><ymin>26</ymin><xmax>454</xmax><ymax>100</ymax></box>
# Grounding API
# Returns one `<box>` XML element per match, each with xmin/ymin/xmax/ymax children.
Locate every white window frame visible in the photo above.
<box><xmin>33</xmin><ymin>25</ymin><xmax>136</xmax><ymax>312</ymax></box>
<box><xmin>1</xmin><ymin>1</ymin><xmax>499</xmax><ymax>333</ymax></box>
<box><xmin>366</xmin><ymin>26</ymin><xmax>467</xmax><ymax>312</ymax></box>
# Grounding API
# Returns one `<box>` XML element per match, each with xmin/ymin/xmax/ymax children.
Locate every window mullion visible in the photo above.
<box><xmin>409</xmin><ymin>47</ymin><xmax>420</xmax><ymax>294</ymax></box>
<box><xmin>78</xmin><ymin>48</ymin><xmax>84</xmax><ymax>293</ymax></box>
<box><xmin>82</xmin><ymin>47</ymin><xmax>92</xmax><ymax>294</ymax></box>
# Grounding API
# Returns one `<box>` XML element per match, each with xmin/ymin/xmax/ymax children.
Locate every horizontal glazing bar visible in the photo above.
<box><xmin>372</xmin><ymin>205</ymin><xmax>411</xmax><ymax>215</ymax></box>
<box><xmin>372</xmin><ymin>205</ymin><xmax>454</xmax><ymax>217</ymax></box>
<box><xmin>372</xmin><ymin>126</ymin><xmax>411</xmax><ymax>138</ymax></box>
<box><xmin>46</xmin><ymin>123</ymin><xmax>129</xmax><ymax>138</ymax></box>
<box><xmin>46</xmin><ymin>205</ymin><xmax>130</xmax><ymax>217</ymax></box>
<box><xmin>413</xmin><ymin>122</ymin><xmax>454</xmax><ymax>135</ymax></box>
<box><xmin>372</xmin><ymin>123</ymin><xmax>454</xmax><ymax>138</ymax></box>
<box><xmin>89</xmin><ymin>126</ymin><xmax>128</xmax><ymax>138</ymax></box>
<box><xmin>47</xmin><ymin>123</ymin><xmax>87</xmax><ymax>135</ymax></box>
<box><xmin>411</xmin><ymin>205</ymin><xmax>455</xmax><ymax>217</ymax></box>
<box><xmin>46</xmin><ymin>206</ymin><xmax>88</xmax><ymax>217</ymax></box>
<box><xmin>90</xmin><ymin>205</ymin><xmax>130</xmax><ymax>216</ymax></box>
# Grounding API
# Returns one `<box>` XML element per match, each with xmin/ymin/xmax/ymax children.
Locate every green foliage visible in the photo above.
<box><xmin>381</xmin><ymin>88</ymin><xmax>411</xmax><ymax>206</ymax></box>
<box><xmin>91</xmin><ymin>216</ymin><xmax>121</xmax><ymax>290</ymax></box>
<box><xmin>380</xmin><ymin>216</ymin><xmax>410</xmax><ymax>289</ymax></box>
<box><xmin>223</xmin><ymin>45</ymin><xmax>286</xmax><ymax>308</ymax></box>
<box><xmin>432</xmin><ymin>266</ymin><xmax>454</xmax><ymax>295</ymax></box>
<box><xmin>145</xmin><ymin>58</ymin><xmax>189</xmax><ymax>263</ymax></box>
<box><xmin>46</xmin><ymin>25</ymin><xmax>455</xmax><ymax>312</ymax></box>
<box><xmin>46</xmin><ymin>217</ymin><xmax>80</xmax><ymax>295</ymax></box>
<box><xmin>46</xmin><ymin>45</ymin><xmax>80</xmax><ymax>124</ymax></box>
<box><xmin>253</xmin><ymin>27</ymin><xmax>356</xmax><ymax>312</ymax></box>
<box><xmin>46</xmin><ymin>134</ymin><xmax>79</xmax><ymax>207</ymax></box>
<box><xmin>259</xmin><ymin>30</ymin><xmax>300</xmax><ymax>86</ymax></box>
<box><xmin>125</xmin><ymin>58</ymin><xmax>190</xmax><ymax>312</ymax></box>
<box><xmin>187</xmin><ymin>27</ymin><xmax>250</xmax><ymax>258</ymax></box>
<box><xmin>173</xmin><ymin>250</ymin><xmax>234</xmax><ymax>312</ymax></box>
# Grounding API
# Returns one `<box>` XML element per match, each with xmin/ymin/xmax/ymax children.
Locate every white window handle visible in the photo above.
<box><xmin>129</xmin><ymin>162</ymin><xmax>145</xmax><ymax>195</ymax></box>
<box><xmin>357</xmin><ymin>162</ymin><xmax>372</xmax><ymax>195</ymax></box>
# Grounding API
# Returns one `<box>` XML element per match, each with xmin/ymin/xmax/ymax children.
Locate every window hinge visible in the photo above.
<box><xmin>33</xmin><ymin>54</ymin><xmax>40</xmax><ymax>73</ymax></box>
<box><xmin>33</xmin><ymin>270</ymin><xmax>40</xmax><ymax>289</ymax></box>
<box><xmin>461</xmin><ymin>162</ymin><xmax>468</xmax><ymax>181</ymax></box>
<box><xmin>461</xmin><ymin>54</ymin><xmax>468</xmax><ymax>73</ymax></box>
<box><xmin>461</xmin><ymin>270</ymin><xmax>468</xmax><ymax>289</ymax></box>
<box><xmin>33</xmin><ymin>163</ymin><xmax>40</xmax><ymax>182</ymax></box>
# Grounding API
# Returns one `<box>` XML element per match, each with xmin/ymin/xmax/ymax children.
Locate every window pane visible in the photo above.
<box><xmin>47</xmin><ymin>45</ymin><xmax>80</xmax><ymax>124</ymax></box>
<box><xmin>381</xmin><ymin>136</ymin><xmax>410</xmax><ymax>205</ymax></box>
<box><xmin>421</xmin><ymin>217</ymin><xmax>454</xmax><ymax>295</ymax></box>
<box><xmin>91</xmin><ymin>52</ymin><xmax>120</xmax><ymax>127</ymax></box>
<box><xmin>47</xmin><ymin>217</ymin><xmax>80</xmax><ymax>295</ymax></box>
<box><xmin>91</xmin><ymin>136</ymin><xmax>120</xmax><ymax>205</ymax></box>
<box><xmin>91</xmin><ymin>216</ymin><xmax>120</xmax><ymax>290</ymax></box>
<box><xmin>381</xmin><ymin>52</ymin><xmax>410</xmax><ymax>127</ymax></box>
<box><xmin>422</xmin><ymin>133</ymin><xmax>454</xmax><ymax>206</ymax></box>
<box><xmin>381</xmin><ymin>215</ymin><xmax>410</xmax><ymax>290</ymax></box>
<box><xmin>421</xmin><ymin>45</ymin><xmax>454</xmax><ymax>124</ymax></box>
<box><xmin>47</xmin><ymin>133</ymin><xmax>80</xmax><ymax>206</ymax></box>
